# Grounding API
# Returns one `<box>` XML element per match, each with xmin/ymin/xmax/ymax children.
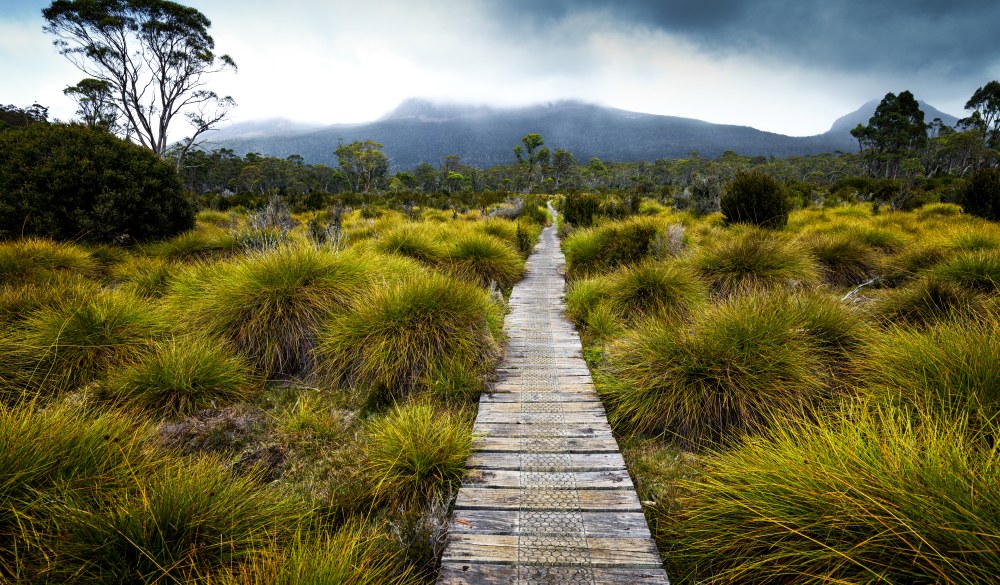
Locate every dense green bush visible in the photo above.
<box><xmin>720</xmin><ymin>170</ymin><xmax>790</xmax><ymax>228</ymax></box>
<box><xmin>0</xmin><ymin>123</ymin><xmax>194</xmax><ymax>243</ymax></box>
<box><xmin>958</xmin><ymin>166</ymin><xmax>1000</xmax><ymax>221</ymax></box>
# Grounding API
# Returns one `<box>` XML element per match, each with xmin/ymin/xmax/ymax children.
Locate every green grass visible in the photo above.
<box><xmin>799</xmin><ymin>231</ymin><xmax>880</xmax><ymax>287</ymax></box>
<box><xmin>145</xmin><ymin>226</ymin><xmax>240</xmax><ymax>260</ymax></box>
<box><xmin>51</xmin><ymin>457</ymin><xmax>308</xmax><ymax>584</ymax></box>
<box><xmin>562</xmin><ymin>216</ymin><xmax>661</xmax><ymax>279</ymax></box>
<box><xmin>214</xmin><ymin>524</ymin><xmax>415</xmax><ymax>585</ymax></box>
<box><xmin>110</xmin><ymin>254</ymin><xmax>177</xmax><ymax>297</ymax></box>
<box><xmin>316</xmin><ymin>272</ymin><xmax>502</xmax><ymax>407</ymax></box>
<box><xmin>601</xmin><ymin>290</ymin><xmax>826</xmax><ymax>447</ymax></box>
<box><xmin>373</xmin><ymin>224</ymin><xmax>447</xmax><ymax>266</ymax></box>
<box><xmin>108</xmin><ymin>335</ymin><xmax>258</xmax><ymax>417</ymax></box>
<box><xmin>444</xmin><ymin>231</ymin><xmax>524</xmax><ymax>289</ymax></box>
<box><xmin>691</xmin><ymin>228</ymin><xmax>819</xmax><ymax>295</ymax></box>
<box><xmin>363</xmin><ymin>401</ymin><xmax>473</xmax><ymax>505</ymax></box>
<box><xmin>873</xmin><ymin>275</ymin><xmax>985</xmax><ymax>325</ymax></box>
<box><xmin>0</xmin><ymin>400</ymin><xmax>157</xmax><ymax>579</ymax></box>
<box><xmin>0</xmin><ymin>237</ymin><xmax>97</xmax><ymax>285</ymax></box>
<box><xmin>0</xmin><ymin>274</ymin><xmax>101</xmax><ymax>329</ymax></box>
<box><xmin>931</xmin><ymin>250</ymin><xmax>1000</xmax><ymax>293</ymax></box>
<box><xmin>665</xmin><ymin>403</ymin><xmax>1000</xmax><ymax>584</ymax></box>
<box><xmin>857</xmin><ymin>316</ymin><xmax>1000</xmax><ymax>432</ymax></box>
<box><xmin>4</xmin><ymin>289</ymin><xmax>166</xmax><ymax>396</ymax></box>
<box><xmin>165</xmin><ymin>245</ymin><xmax>375</xmax><ymax>378</ymax></box>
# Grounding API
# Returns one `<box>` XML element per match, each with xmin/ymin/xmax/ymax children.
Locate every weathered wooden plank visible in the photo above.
<box><xmin>463</xmin><ymin>469</ymin><xmax>634</xmax><ymax>490</ymax></box>
<box><xmin>441</xmin><ymin>534</ymin><xmax>662</xmax><ymax>567</ymax></box>
<box><xmin>468</xmin><ymin>451</ymin><xmax>627</xmax><ymax>471</ymax></box>
<box><xmin>447</xmin><ymin>509</ymin><xmax>652</xmax><ymax>537</ymax></box>
<box><xmin>479</xmin><ymin>391</ymin><xmax>600</xmax><ymax>403</ymax></box>
<box><xmin>477</xmin><ymin>402</ymin><xmax>606</xmax><ymax>415</ymax></box>
<box><xmin>471</xmin><ymin>422</ymin><xmax>613</xmax><ymax>438</ymax></box>
<box><xmin>438</xmin><ymin>563</ymin><xmax>670</xmax><ymax>585</ymax></box>
<box><xmin>472</xmin><ymin>436</ymin><xmax>621</xmax><ymax>453</ymax></box>
<box><xmin>454</xmin><ymin>487</ymin><xmax>642</xmax><ymax>511</ymax></box>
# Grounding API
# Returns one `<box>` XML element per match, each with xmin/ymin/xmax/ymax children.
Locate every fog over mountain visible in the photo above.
<box><xmin>203</xmin><ymin>98</ymin><xmax>961</xmax><ymax>170</ymax></box>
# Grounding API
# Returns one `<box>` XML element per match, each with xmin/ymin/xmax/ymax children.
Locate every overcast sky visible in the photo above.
<box><xmin>3</xmin><ymin>0</ymin><xmax>999</xmax><ymax>136</ymax></box>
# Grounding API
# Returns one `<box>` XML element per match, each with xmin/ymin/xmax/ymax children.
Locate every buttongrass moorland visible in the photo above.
<box><xmin>0</xmin><ymin>198</ymin><xmax>547</xmax><ymax>583</ymax></box>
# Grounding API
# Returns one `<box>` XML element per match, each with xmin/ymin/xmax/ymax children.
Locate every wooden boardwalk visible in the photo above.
<box><xmin>438</xmin><ymin>222</ymin><xmax>669</xmax><ymax>584</ymax></box>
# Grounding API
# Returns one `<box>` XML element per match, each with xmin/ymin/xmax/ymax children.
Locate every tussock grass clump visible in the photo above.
<box><xmin>566</xmin><ymin>261</ymin><xmax>706</xmax><ymax>331</ymax></box>
<box><xmin>0</xmin><ymin>237</ymin><xmax>97</xmax><ymax>284</ymax></box>
<box><xmin>7</xmin><ymin>290</ymin><xmax>165</xmax><ymax>395</ymax></box>
<box><xmin>799</xmin><ymin>231</ymin><xmax>879</xmax><ymax>286</ymax></box>
<box><xmin>374</xmin><ymin>224</ymin><xmax>446</xmax><ymax>266</ymax></box>
<box><xmin>363</xmin><ymin>402</ymin><xmax>472</xmax><ymax>505</ymax></box>
<box><xmin>563</xmin><ymin>216</ymin><xmax>661</xmax><ymax>279</ymax></box>
<box><xmin>602</xmin><ymin>291</ymin><xmax>825</xmax><ymax>447</ymax></box>
<box><xmin>0</xmin><ymin>401</ymin><xmax>155</xmax><ymax>575</ymax></box>
<box><xmin>950</xmin><ymin>229</ymin><xmax>999</xmax><ymax>252</ymax></box>
<box><xmin>916</xmin><ymin>201</ymin><xmax>963</xmax><ymax>218</ymax></box>
<box><xmin>564</xmin><ymin>277</ymin><xmax>610</xmax><ymax>327</ymax></box>
<box><xmin>444</xmin><ymin>231</ymin><xmax>524</xmax><ymax>289</ymax></box>
<box><xmin>445</xmin><ymin>232</ymin><xmax>524</xmax><ymax>290</ymax></box>
<box><xmin>53</xmin><ymin>457</ymin><xmax>307</xmax><ymax>584</ymax></box>
<box><xmin>146</xmin><ymin>227</ymin><xmax>239</xmax><ymax>260</ymax></box>
<box><xmin>881</xmin><ymin>243</ymin><xmax>953</xmax><ymax>286</ymax></box>
<box><xmin>217</xmin><ymin>524</ymin><xmax>414</xmax><ymax>585</ymax></box>
<box><xmin>109</xmin><ymin>336</ymin><xmax>257</xmax><ymax>417</ymax></box>
<box><xmin>858</xmin><ymin>317</ymin><xmax>1000</xmax><ymax>430</ymax></box>
<box><xmin>316</xmin><ymin>272</ymin><xmax>502</xmax><ymax>406</ymax></box>
<box><xmin>874</xmin><ymin>275</ymin><xmax>984</xmax><ymax>325</ymax></box>
<box><xmin>166</xmin><ymin>246</ymin><xmax>372</xmax><ymax>378</ymax></box>
<box><xmin>109</xmin><ymin>254</ymin><xmax>176</xmax><ymax>297</ymax></box>
<box><xmin>691</xmin><ymin>228</ymin><xmax>819</xmax><ymax>295</ymax></box>
<box><xmin>850</xmin><ymin>225</ymin><xmax>907</xmax><ymax>252</ymax></box>
<box><xmin>667</xmin><ymin>404</ymin><xmax>1000</xmax><ymax>584</ymax></box>
<box><xmin>931</xmin><ymin>250</ymin><xmax>1000</xmax><ymax>293</ymax></box>
<box><xmin>0</xmin><ymin>274</ymin><xmax>100</xmax><ymax>328</ymax></box>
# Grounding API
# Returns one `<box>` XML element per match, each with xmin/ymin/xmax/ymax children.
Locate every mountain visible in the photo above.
<box><xmin>202</xmin><ymin>98</ymin><xmax>960</xmax><ymax>169</ymax></box>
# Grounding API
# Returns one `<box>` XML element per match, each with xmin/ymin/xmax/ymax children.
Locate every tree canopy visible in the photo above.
<box><xmin>335</xmin><ymin>140</ymin><xmax>389</xmax><ymax>193</ymax></box>
<box><xmin>42</xmin><ymin>0</ymin><xmax>236</xmax><ymax>166</ymax></box>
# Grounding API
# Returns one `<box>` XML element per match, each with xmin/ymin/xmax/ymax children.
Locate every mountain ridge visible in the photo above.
<box><xmin>203</xmin><ymin>98</ymin><xmax>961</xmax><ymax>170</ymax></box>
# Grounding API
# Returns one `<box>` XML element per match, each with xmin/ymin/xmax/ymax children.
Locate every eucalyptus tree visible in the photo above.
<box><xmin>335</xmin><ymin>140</ymin><xmax>389</xmax><ymax>192</ymax></box>
<box><xmin>960</xmin><ymin>80</ymin><xmax>1000</xmax><ymax>149</ymax></box>
<box><xmin>42</xmin><ymin>0</ymin><xmax>236</xmax><ymax>168</ymax></box>
<box><xmin>514</xmin><ymin>133</ymin><xmax>545</xmax><ymax>192</ymax></box>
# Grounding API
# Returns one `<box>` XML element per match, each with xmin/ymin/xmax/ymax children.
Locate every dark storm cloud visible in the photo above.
<box><xmin>499</xmin><ymin>0</ymin><xmax>1000</xmax><ymax>78</ymax></box>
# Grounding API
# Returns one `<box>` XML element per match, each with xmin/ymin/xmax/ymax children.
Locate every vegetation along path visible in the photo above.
<box><xmin>438</xmin><ymin>220</ymin><xmax>669</xmax><ymax>584</ymax></box>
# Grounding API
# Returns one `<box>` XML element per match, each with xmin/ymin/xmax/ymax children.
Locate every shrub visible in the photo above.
<box><xmin>443</xmin><ymin>232</ymin><xmax>524</xmax><ymax>290</ymax></box>
<box><xmin>562</xmin><ymin>192</ymin><xmax>602</xmax><ymax>227</ymax></box>
<box><xmin>7</xmin><ymin>290</ymin><xmax>165</xmax><ymax>395</ymax></box>
<box><xmin>958</xmin><ymin>166</ymin><xmax>1000</xmax><ymax>220</ymax></box>
<box><xmin>0</xmin><ymin>123</ymin><xmax>195</xmax><ymax>243</ymax></box>
<box><xmin>52</xmin><ymin>457</ymin><xmax>307</xmax><ymax>584</ymax></box>
<box><xmin>0</xmin><ymin>237</ymin><xmax>97</xmax><ymax>285</ymax></box>
<box><xmin>363</xmin><ymin>402</ymin><xmax>472</xmax><ymax>505</ymax></box>
<box><xmin>799</xmin><ymin>231</ymin><xmax>879</xmax><ymax>287</ymax></box>
<box><xmin>667</xmin><ymin>404</ymin><xmax>1000</xmax><ymax>584</ymax></box>
<box><xmin>166</xmin><ymin>246</ymin><xmax>373</xmax><ymax>378</ymax></box>
<box><xmin>109</xmin><ymin>335</ymin><xmax>257</xmax><ymax>417</ymax></box>
<box><xmin>601</xmin><ymin>291</ymin><xmax>825</xmax><ymax>447</ymax></box>
<box><xmin>316</xmin><ymin>273</ymin><xmax>502</xmax><ymax>407</ymax></box>
<box><xmin>691</xmin><ymin>228</ymin><xmax>818</xmax><ymax>295</ymax></box>
<box><xmin>720</xmin><ymin>170</ymin><xmax>790</xmax><ymax>228</ymax></box>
